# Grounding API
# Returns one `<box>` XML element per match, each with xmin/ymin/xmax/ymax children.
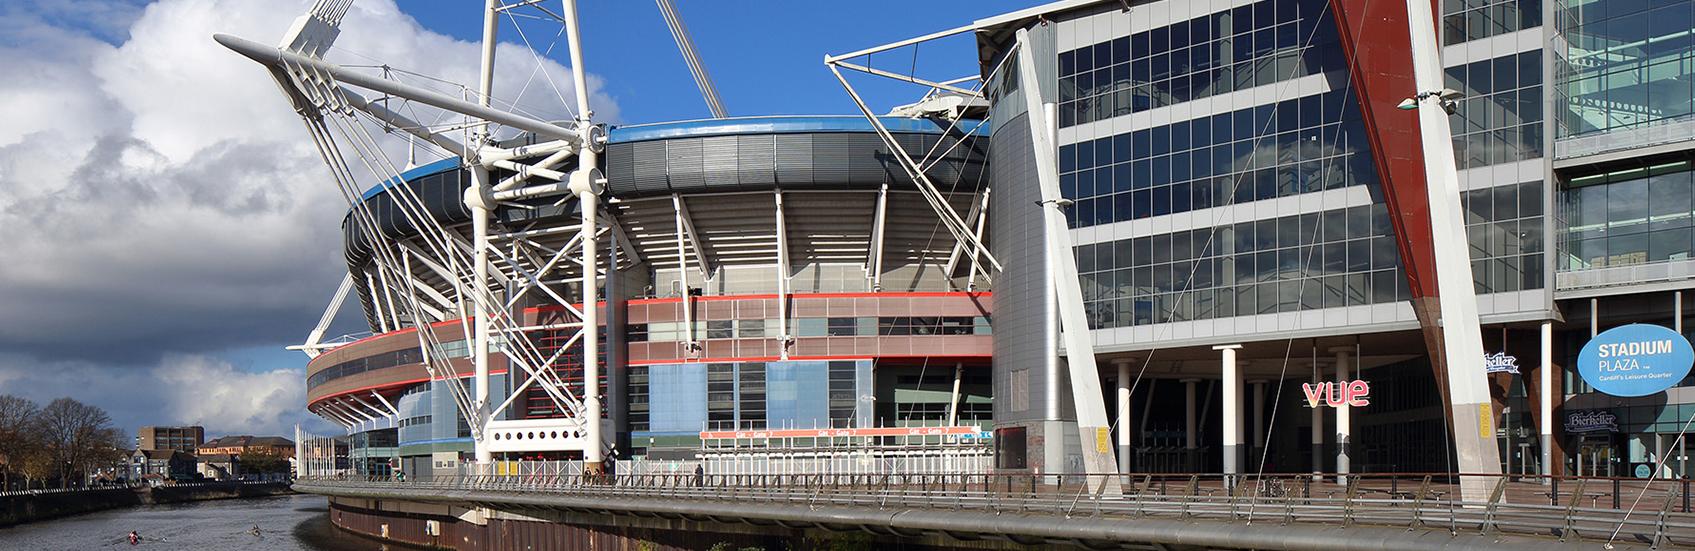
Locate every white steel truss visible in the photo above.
<box><xmin>240</xmin><ymin>0</ymin><xmax>610</xmax><ymax>471</ymax></box>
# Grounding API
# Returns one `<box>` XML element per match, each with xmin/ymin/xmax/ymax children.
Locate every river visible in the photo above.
<box><xmin>0</xmin><ymin>494</ymin><xmax>384</xmax><ymax>550</ymax></box>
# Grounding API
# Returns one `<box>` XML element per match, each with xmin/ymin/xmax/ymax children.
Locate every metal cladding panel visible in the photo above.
<box><xmin>700</xmin><ymin>135</ymin><xmax>741</xmax><ymax>191</ymax></box>
<box><xmin>990</xmin><ymin>112</ymin><xmax>1066</xmax><ymax>425</ymax></box>
<box><xmin>638</xmin><ymin>140</ymin><xmax>678</xmax><ymax>194</ymax></box>
<box><xmin>735</xmin><ymin>134</ymin><xmax>777</xmax><ymax>186</ymax></box>
<box><xmin>810</xmin><ymin>133</ymin><xmax>855</xmax><ymax>184</ymax></box>
<box><xmin>1329</xmin><ymin>0</ymin><xmax>1438</xmax><ymax>299</ymax></box>
<box><xmin>773</xmin><ymin>134</ymin><xmax>815</xmax><ymax>186</ymax></box>
<box><xmin>604</xmin><ymin>142</ymin><xmax>635</xmax><ymax>188</ymax></box>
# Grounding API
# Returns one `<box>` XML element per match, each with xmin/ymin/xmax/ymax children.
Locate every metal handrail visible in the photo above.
<box><xmin>295</xmin><ymin>472</ymin><xmax>1695</xmax><ymax>546</ymax></box>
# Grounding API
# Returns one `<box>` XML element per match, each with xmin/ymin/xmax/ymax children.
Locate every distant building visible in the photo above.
<box><xmin>197</xmin><ymin>453</ymin><xmax>240</xmax><ymax>480</ymax></box>
<box><xmin>137</xmin><ymin>426</ymin><xmax>203</xmax><ymax>453</ymax></box>
<box><xmin>130</xmin><ymin>449</ymin><xmax>196</xmax><ymax>480</ymax></box>
<box><xmin>199</xmin><ymin>435</ymin><xmax>296</xmax><ymax>458</ymax></box>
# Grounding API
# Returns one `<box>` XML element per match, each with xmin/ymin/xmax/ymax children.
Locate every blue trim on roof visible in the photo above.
<box><xmin>607</xmin><ymin>115</ymin><xmax>989</xmax><ymax>143</ymax></box>
<box><xmin>360</xmin><ymin>157</ymin><xmax>461</xmax><ymax>201</ymax></box>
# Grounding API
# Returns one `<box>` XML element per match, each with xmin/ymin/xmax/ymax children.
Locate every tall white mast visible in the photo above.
<box><xmin>560</xmin><ymin>0</ymin><xmax>606</xmax><ymax>474</ymax></box>
<box><xmin>469</xmin><ymin>0</ymin><xmax>501</xmax><ymax>466</ymax></box>
<box><xmin>1403</xmin><ymin>0</ymin><xmax>1503</xmax><ymax>502</ymax></box>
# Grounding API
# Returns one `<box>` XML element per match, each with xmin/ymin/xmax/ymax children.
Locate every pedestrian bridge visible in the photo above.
<box><xmin>295</xmin><ymin>472</ymin><xmax>1695</xmax><ymax>550</ymax></box>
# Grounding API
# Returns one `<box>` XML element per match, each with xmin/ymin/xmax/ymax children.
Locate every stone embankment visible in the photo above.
<box><xmin>0</xmin><ymin>481</ymin><xmax>294</xmax><ymax>527</ymax></box>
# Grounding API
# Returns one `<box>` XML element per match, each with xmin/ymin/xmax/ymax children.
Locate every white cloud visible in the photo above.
<box><xmin>0</xmin><ymin>353</ymin><xmax>329</xmax><ymax>437</ymax></box>
<box><xmin>0</xmin><ymin>0</ymin><xmax>618</xmax><ymax>432</ymax></box>
<box><xmin>0</xmin><ymin>0</ymin><xmax>617</xmax><ymax>363</ymax></box>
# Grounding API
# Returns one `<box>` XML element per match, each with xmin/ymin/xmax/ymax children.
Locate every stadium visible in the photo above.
<box><xmin>301</xmin><ymin>115</ymin><xmax>998</xmax><ymax>476</ymax></box>
<box><xmin>269</xmin><ymin>0</ymin><xmax>1695</xmax><ymax>492</ymax></box>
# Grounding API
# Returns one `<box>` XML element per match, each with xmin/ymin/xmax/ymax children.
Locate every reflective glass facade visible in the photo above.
<box><xmin>1059</xmin><ymin>90</ymin><xmax>1374</xmax><ymax>228</ymax></box>
<box><xmin>1464</xmin><ymin>180</ymin><xmax>1547</xmax><ymax>293</ymax></box>
<box><xmin>1057</xmin><ymin>0</ymin><xmax>1344</xmax><ymax>128</ymax></box>
<box><xmin>1557</xmin><ymin>0</ymin><xmax>1695</xmax><ymax>136</ymax></box>
<box><xmin>1559</xmin><ymin>161</ymin><xmax>1695</xmax><ymax>269</ymax></box>
<box><xmin>1447</xmin><ymin>51</ymin><xmax>1546</xmax><ymax>169</ymax></box>
<box><xmin>1443</xmin><ymin>0</ymin><xmax>1543</xmax><ymax>45</ymax></box>
<box><xmin>1078</xmin><ymin>204</ymin><xmax>1401</xmax><ymax>328</ymax></box>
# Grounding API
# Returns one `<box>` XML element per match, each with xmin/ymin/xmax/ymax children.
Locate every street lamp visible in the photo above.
<box><xmin>1397</xmin><ymin>88</ymin><xmax>1464</xmax><ymax>115</ymax></box>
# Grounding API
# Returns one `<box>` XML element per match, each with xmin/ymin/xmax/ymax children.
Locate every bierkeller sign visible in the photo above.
<box><xmin>1564</xmin><ymin>410</ymin><xmax>1618</xmax><ymax>434</ymax></box>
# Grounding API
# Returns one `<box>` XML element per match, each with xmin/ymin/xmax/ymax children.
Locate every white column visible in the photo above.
<box><xmin>468</xmin><ymin>0</ymin><xmax>501</xmax><ymax>466</ymax></box>
<box><xmin>1332</xmin><ymin>346</ymin><xmax>1353</xmax><ymax>484</ymax></box>
<box><xmin>1540</xmin><ymin>321</ymin><xmax>1554</xmax><ymax>479</ymax></box>
<box><xmin>1116</xmin><ymin>359</ymin><xmax>1133</xmax><ymax>473</ymax></box>
<box><xmin>1183</xmin><ymin>379</ymin><xmax>1199</xmax><ymax>451</ymax></box>
<box><xmin>1216</xmin><ymin>345</ymin><xmax>1243</xmax><ymax>475</ymax></box>
<box><xmin>946</xmin><ymin>363</ymin><xmax>964</xmax><ymax>427</ymax></box>
<box><xmin>1405</xmin><ymin>0</ymin><xmax>1505</xmax><ymax>502</ymax></box>
<box><xmin>1311</xmin><ymin>365</ymin><xmax>1324</xmax><ymax>478</ymax></box>
<box><xmin>563</xmin><ymin>0</ymin><xmax>602</xmax><ymax>473</ymax></box>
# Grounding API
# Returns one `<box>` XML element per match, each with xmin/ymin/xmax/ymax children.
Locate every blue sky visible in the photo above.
<box><xmin>404</xmin><ymin>1</ymin><xmax>1030</xmax><ymax>124</ymax></box>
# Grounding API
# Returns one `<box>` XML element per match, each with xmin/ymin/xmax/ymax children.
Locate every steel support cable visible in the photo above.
<box><xmin>500</xmin><ymin>8</ymin><xmax>577</xmax><ymax>122</ymax></box>
<box><xmin>655</xmin><ymin>0</ymin><xmax>727</xmax><ymax>118</ymax></box>
<box><xmin>1245</xmin><ymin>111</ymin><xmax>1349</xmax><ymax>517</ymax></box>
<box><xmin>828</xmin><ymin>62</ymin><xmax>999</xmax><ymax>276</ymax></box>
<box><xmin>892</xmin><ymin>46</ymin><xmax>1021</xmax><ymax>282</ymax></box>
<box><xmin>325</xmin><ymin>109</ymin><xmax>587</xmax><ymax>424</ymax></box>
<box><xmin>897</xmin><ymin>88</ymin><xmax>996</xmax><ymax>413</ymax></box>
<box><xmin>1238</xmin><ymin>11</ymin><xmax>1366</xmax><ymax>508</ymax></box>
<box><xmin>317</xmin><ymin>121</ymin><xmax>478</xmax><ymax>424</ymax></box>
<box><xmin>320</xmin><ymin>106</ymin><xmax>530</xmax><ymax>428</ymax></box>
<box><xmin>1115</xmin><ymin>0</ymin><xmax>1348</xmax><ymax>431</ymax></box>
<box><xmin>302</xmin><ymin>115</ymin><xmax>481</xmax><ymax>429</ymax></box>
<box><xmin>1606</xmin><ymin>408</ymin><xmax>1695</xmax><ymax>546</ymax></box>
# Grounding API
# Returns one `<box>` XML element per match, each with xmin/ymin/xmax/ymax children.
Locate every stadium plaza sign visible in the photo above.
<box><xmin>1577</xmin><ymin>324</ymin><xmax>1695</xmax><ymax>397</ymax></box>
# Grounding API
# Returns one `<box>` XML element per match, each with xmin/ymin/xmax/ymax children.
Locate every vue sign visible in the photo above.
<box><xmin>1302</xmin><ymin>380</ymin><xmax>1370</xmax><ymax>408</ymax></box>
<box><xmin>1577</xmin><ymin>324</ymin><xmax>1694</xmax><ymax>397</ymax></box>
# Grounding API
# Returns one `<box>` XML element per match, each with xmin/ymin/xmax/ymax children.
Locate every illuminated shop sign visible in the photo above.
<box><xmin>1301</xmin><ymin>380</ymin><xmax>1370</xmax><ymax>408</ymax></box>
<box><xmin>1564</xmin><ymin>410</ymin><xmax>1618</xmax><ymax>434</ymax></box>
<box><xmin>1577</xmin><ymin>324</ymin><xmax>1694</xmax><ymax>397</ymax></box>
<box><xmin>1483</xmin><ymin>352</ymin><xmax>1519</xmax><ymax>374</ymax></box>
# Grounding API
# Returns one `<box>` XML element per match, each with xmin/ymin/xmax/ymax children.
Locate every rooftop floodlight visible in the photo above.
<box><xmin>1397</xmin><ymin>98</ymin><xmax>1418</xmax><ymax>110</ymax></box>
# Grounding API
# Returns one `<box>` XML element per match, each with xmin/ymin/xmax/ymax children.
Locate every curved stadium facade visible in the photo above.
<box><xmin>306</xmin><ymin>116</ymin><xmax>995</xmax><ymax>474</ymax></box>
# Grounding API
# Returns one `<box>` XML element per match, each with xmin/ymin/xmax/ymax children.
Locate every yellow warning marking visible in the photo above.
<box><xmin>1478</xmin><ymin>404</ymin><xmax>1493</xmax><ymax>439</ymax></box>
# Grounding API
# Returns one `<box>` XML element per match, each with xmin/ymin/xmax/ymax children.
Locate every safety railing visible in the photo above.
<box><xmin>296</xmin><ymin>472</ymin><xmax>1695</xmax><ymax>547</ymax></box>
<box><xmin>0</xmin><ymin>478</ymin><xmax>285</xmax><ymax>497</ymax></box>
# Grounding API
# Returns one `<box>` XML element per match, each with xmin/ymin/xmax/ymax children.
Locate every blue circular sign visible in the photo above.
<box><xmin>1577</xmin><ymin>324</ymin><xmax>1695</xmax><ymax>397</ymax></box>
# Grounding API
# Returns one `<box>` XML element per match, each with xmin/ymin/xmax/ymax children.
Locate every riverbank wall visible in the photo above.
<box><xmin>0</xmin><ymin>482</ymin><xmax>294</xmax><ymax>527</ymax></box>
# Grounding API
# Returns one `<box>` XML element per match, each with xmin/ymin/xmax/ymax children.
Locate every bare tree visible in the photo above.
<box><xmin>0</xmin><ymin>395</ymin><xmax>41</xmax><ymax>491</ymax></box>
<box><xmin>36</xmin><ymin>398</ymin><xmax>120</xmax><ymax>488</ymax></box>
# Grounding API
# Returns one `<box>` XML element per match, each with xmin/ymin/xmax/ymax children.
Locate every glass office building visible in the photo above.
<box><xmin>976</xmin><ymin>0</ymin><xmax>1695</xmax><ymax>477</ymax></box>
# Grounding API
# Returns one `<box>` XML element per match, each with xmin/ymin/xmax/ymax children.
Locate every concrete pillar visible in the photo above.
<box><xmin>1332</xmin><ymin>346</ymin><xmax>1353</xmax><ymax>484</ymax></box>
<box><xmin>1540</xmin><ymin>321</ymin><xmax>1553</xmax><ymax>479</ymax></box>
<box><xmin>1183</xmin><ymin>379</ymin><xmax>1199</xmax><ymax>451</ymax></box>
<box><xmin>1311</xmin><ymin>364</ymin><xmax>1324</xmax><ymax>477</ymax></box>
<box><xmin>1216</xmin><ymin>345</ymin><xmax>1243</xmax><ymax>475</ymax></box>
<box><xmin>1251</xmin><ymin>379</ymin><xmax>1267</xmax><ymax>461</ymax></box>
<box><xmin>1115</xmin><ymin>359</ymin><xmax>1133</xmax><ymax>473</ymax></box>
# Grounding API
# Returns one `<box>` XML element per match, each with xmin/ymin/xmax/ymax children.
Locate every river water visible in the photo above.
<box><xmin>0</xmin><ymin>494</ymin><xmax>384</xmax><ymax>550</ymax></box>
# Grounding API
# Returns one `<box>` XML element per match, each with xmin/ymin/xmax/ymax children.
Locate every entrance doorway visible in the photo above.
<box><xmin>1576</xmin><ymin>437</ymin><xmax>1618</xmax><ymax>477</ymax></box>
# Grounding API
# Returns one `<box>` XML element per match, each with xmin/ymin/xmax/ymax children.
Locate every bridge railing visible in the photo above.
<box><xmin>297</xmin><ymin>471</ymin><xmax>1695</xmax><ymax>546</ymax></box>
